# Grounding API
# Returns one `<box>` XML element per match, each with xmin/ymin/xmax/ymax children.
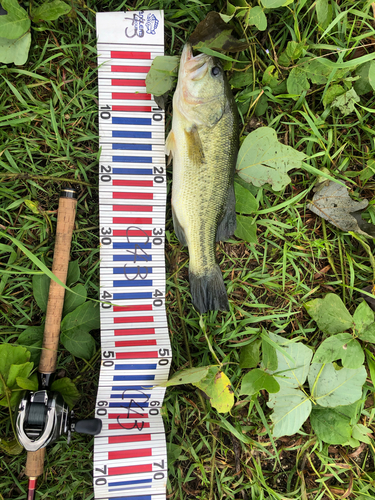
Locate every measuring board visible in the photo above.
<box><xmin>95</xmin><ymin>11</ymin><xmax>170</xmax><ymax>500</ymax></box>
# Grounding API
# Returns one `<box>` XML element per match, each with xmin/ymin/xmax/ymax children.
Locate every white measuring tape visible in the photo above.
<box><xmin>95</xmin><ymin>11</ymin><xmax>170</xmax><ymax>500</ymax></box>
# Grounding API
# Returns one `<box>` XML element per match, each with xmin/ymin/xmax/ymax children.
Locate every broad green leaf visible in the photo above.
<box><xmin>359</xmin><ymin>323</ymin><xmax>375</xmax><ymax>343</ymax></box>
<box><xmin>287</xmin><ymin>66</ymin><xmax>310</xmax><ymax>97</ymax></box>
<box><xmin>189</xmin><ymin>11</ymin><xmax>248</xmax><ymax>53</ymax></box>
<box><xmin>235</xmin><ymin>182</ymin><xmax>258</xmax><ymax>214</ymax></box>
<box><xmin>235</xmin><ymin>215</ymin><xmax>257</xmax><ymax>243</ymax></box>
<box><xmin>164</xmin><ymin>366</ymin><xmax>211</xmax><ymax>386</ymax></box>
<box><xmin>239</xmin><ymin>339</ymin><xmax>261</xmax><ymax>368</ymax></box>
<box><xmin>51</xmin><ymin>377</ymin><xmax>80</xmax><ymax>409</ymax></box>
<box><xmin>7</xmin><ymin>362</ymin><xmax>33</xmax><ymax>389</ymax></box>
<box><xmin>278</xmin><ymin>41</ymin><xmax>306</xmax><ymax>67</ymax></box>
<box><xmin>240</xmin><ymin>368</ymin><xmax>280</xmax><ymax>395</ymax></box>
<box><xmin>229</xmin><ymin>68</ymin><xmax>253</xmax><ymax>88</ymax></box>
<box><xmin>359</xmin><ymin>159</ymin><xmax>375</xmax><ymax>183</ymax></box>
<box><xmin>267</xmin><ymin>386</ymin><xmax>311</xmax><ymax>437</ymax></box>
<box><xmin>236</xmin><ymin>127</ymin><xmax>306</xmax><ymax>191</ymax></box>
<box><xmin>261</xmin><ymin>0</ymin><xmax>287</xmax><ymax>8</ymax></box>
<box><xmin>268</xmin><ymin>333</ymin><xmax>313</xmax><ymax>388</ymax></box>
<box><xmin>16</xmin><ymin>376</ymin><xmax>37</xmax><ymax>391</ymax></box>
<box><xmin>331</xmin><ymin>87</ymin><xmax>360</xmax><ymax>116</ymax></box>
<box><xmin>17</xmin><ymin>325</ymin><xmax>43</xmax><ymax>365</ymax></box>
<box><xmin>60</xmin><ymin>330</ymin><xmax>95</xmax><ymax>360</ymax></box>
<box><xmin>322</xmin><ymin>84</ymin><xmax>345</xmax><ymax>108</ymax></box>
<box><xmin>309</xmin><ymin>363</ymin><xmax>367</xmax><ymax>407</ymax></box>
<box><xmin>304</xmin><ymin>293</ymin><xmax>353</xmax><ymax>335</ymax></box>
<box><xmin>254</xmin><ymin>93</ymin><xmax>268</xmax><ymax>117</ymax></box>
<box><xmin>353</xmin><ymin>301</ymin><xmax>374</xmax><ymax>335</ymax></box>
<box><xmin>312</xmin><ymin>333</ymin><xmax>364</xmax><ymax>369</ymax></box>
<box><xmin>0</xmin><ymin>0</ymin><xmax>30</xmax><ymax>39</ymax></box>
<box><xmin>248</xmin><ymin>6</ymin><xmax>266</xmax><ymax>31</ymax></box>
<box><xmin>66</xmin><ymin>260</ymin><xmax>80</xmax><ymax>286</ymax></box>
<box><xmin>0</xmin><ymin>344</ymin><xmax>30</xmax><ymax>393</ymax></box>
<box><xmin>262</xmin><ymin>336</ymin><xmax>278</xmax><ymax>371</ymax></box>
<box><xmin>315</xmin><ymin>0</ymin><xmax>332</xmax><ymax>30</ymax></box>
<box><xmin>310</xmin><ymin>405</ymin><xmax>352</xmax><ymax>444</ymax></box>
<box><xmin>60</xmin><ymin>301</ymin><xmax>100</xmax><ymax>336</ymax></box>
<box><xmin>196</xmin><ymin>367</ymin><xmax>234</xmax><ymax>413</ymax></box>
<box><xmin>366</xmin><ymin>351</ymin><xmax>375</xmax><ymax>388</ymax></box>
<box><xmin>164</xmin><ymin>366</ymin><xmax>233</xmax><ymax>413</ymax></box>
<box><xmin>0</xmin><ymin>32</ymin><xmax>31</xmax><ymax>65</ymax></box>
<box><xmin>63</xmin><ymin>284</ymin><xmax>87</xmax><ymax>317</ymax></box>
<box><xmin>145</xmin><ymin>56</ymin><xmax>179</xmax><ymax>96</ymax></box>
<box><xmin>0</xmin><ymin>438</ymin><xmax>23</xmax><ymax>455</ymax></box>
<box><xmin>167</xmin><ymin>443</ymin><xmax>182</xmax><ymax>466</ymax></box>
<box><xmin>351</xmin><ymin>423</ymin><xmax>372</xmax><ymax>444</ymax></box>
<box><xmin>31</xmin><ymin>0</ymin><xmax>71</xmax><ymax>22</ymax></box>
<box><xmin>32</xmin><ymin>274</ymin><xmax>50</xmax><ymax>312</ymax></box>
<box><xmin>60</xmin><ymin>301</ymin><xmax>99</xmax><ymax>360</ymax></box>
<box><xmin>354</xmin><ymin>61</ymin><xmax>375</xmax><ymax>95</ymax></box>
<box><xmin>262</xmin><ymin>65</ymin><xmax>280</xmax><ymax>89</ymax></box>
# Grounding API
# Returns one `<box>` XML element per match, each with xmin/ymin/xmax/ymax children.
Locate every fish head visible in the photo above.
<box><xmin>174</xmin><ymin>44</ymin><xmax>228</xmax><ymax>127</ymax></box>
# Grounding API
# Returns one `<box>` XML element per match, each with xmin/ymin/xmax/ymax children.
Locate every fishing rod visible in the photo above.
<box><xmin>16</xmin><ymin>188</ymin><xmax>102</xmax><ymax>500</ymax></box>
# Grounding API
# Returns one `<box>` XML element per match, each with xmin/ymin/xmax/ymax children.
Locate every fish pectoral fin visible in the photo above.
<box><xmin>216</xmin><ymin>182</ymin><xmax>237</xmax><ymax>242</ymax></box>
<box><xmin>184</xmin><ymin>125</ymin><xmax>205</xmax><ymax>163</ymax></box>
<box><xmin>172</xmin><ymin>207</ymin><xmax>187</xmax><ymax>246</ymax></box>
<box><xmin>165</xmin><ymin>130</ymin><xmax>176</xmax><ymax>164</ymax></box>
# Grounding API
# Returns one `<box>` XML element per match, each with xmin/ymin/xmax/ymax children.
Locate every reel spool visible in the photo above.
<box><xmin>17</xmin><ymin>389</ymin><xmax>102</xmax><ymax>452</ymax></box>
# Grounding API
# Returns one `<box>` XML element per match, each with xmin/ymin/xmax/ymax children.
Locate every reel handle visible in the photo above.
<box><xmin>39</xmin><ymin>189</ymin><xmax>77</xmax><ymax>375</ymax></box>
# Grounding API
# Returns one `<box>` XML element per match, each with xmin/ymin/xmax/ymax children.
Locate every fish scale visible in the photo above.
<box><xmin>95</xmin><ymin>11</ymin><xmax>170</xmax><ymax>500</ymax></box>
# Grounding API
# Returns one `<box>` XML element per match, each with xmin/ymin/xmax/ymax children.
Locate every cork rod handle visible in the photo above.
<box><xmin>39</xmin><ymin>190</ymin><xmax>77</xmax><ymax>374</ymax></box>
<box><xmin>25</xmin><ymin>447</ymin><xmax>46</xmax><ymax>479</ymax></box>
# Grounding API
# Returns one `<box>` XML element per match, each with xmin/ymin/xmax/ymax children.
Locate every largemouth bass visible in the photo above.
<box><xmin>166</xmin><ymin>44</ymin><xmax>239</xmax><ymax>313</ymax></box>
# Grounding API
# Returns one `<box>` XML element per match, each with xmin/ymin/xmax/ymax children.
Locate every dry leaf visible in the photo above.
<box><xmin>308</xmin><ymin>181</ymin><xmax>375</xmax><ymax>238</ymax></box>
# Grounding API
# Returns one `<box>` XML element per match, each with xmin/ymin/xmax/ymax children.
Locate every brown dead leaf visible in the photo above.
<box><xmin>308</xmin><ymin>181</ymin><xmax>375</xmax><ymax>238</ymax></box>
<box><xmin>314</xmin><ymin>265</ymin><xmax>331</xmax><ymax>279</ymax></box>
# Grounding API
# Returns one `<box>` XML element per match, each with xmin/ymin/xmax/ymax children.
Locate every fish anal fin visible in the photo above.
<box><xmin>165</xmin><ymin>130</ymin><xmax>175</xmax><ymax>164</ymax></box>
<box><xmin>172</xmin><ymin>206</ymin><xmax>187</xmax><ymax>246</ymax></box>
<box><xmin>216</xmin><ymin>183</ymin><xmax>236</xmax><ymax>242</ymax></box>
<box><xmin>185</xmin><ymin>125</ymin><xmax>205</xmax><ymax>163</ymax></box>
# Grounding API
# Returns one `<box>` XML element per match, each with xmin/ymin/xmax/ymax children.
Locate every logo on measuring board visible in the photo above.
<box><xmin>125</xmin><ymin>12</ymin><xmax>159</xmax><ymax>38</ymax></box>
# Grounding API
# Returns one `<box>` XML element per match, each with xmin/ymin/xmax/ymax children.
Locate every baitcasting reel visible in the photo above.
<box><xmin>16</xmin><ymin>389</ymin><xmax>102</xmax><ymax>452</ymax></box>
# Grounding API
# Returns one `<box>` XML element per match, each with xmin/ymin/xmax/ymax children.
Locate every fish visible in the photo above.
<box><xmin>166</xmin><ymin>44</ymin><xmax>239</xmax><ymax>314</ymax></box>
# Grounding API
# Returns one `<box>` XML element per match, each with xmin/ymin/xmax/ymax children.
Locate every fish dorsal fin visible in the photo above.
<box><xmin>184</xmin><ymin>125</ymin><xmax>205</xmax><ymax>163</ymax></box>
<box><xmin>165</xmin><ymin>130</ymin><xmax>176</xmax><ymax>165</ymax></box>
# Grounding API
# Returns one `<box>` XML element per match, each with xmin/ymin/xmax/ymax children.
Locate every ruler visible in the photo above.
<box><xmin>95</xmin><ymin>11</ymin><xmax>170</xmax><ymax>500</ymax></box>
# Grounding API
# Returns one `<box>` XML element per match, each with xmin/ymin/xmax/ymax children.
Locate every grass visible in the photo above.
<box><xmin>1</xmin><ymin>0</ymin><xmax>375</xmax><ymax>499</ymax></box>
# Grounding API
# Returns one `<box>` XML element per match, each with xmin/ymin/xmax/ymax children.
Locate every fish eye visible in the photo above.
<box><xmin>211</xmin><ymin>66</ymin><xmax>221</xmax><ymax>77</ymax></box>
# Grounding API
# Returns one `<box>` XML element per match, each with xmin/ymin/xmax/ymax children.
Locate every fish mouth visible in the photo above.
<box><xmin>180</xmin><ymin>44</ymin><xmax>209</xmax><ymax>81</ymax></box>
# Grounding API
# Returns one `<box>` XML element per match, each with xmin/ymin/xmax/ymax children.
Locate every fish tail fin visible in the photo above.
<box><xmin>189</xmin><ymin>264</ymin><xmax>229</xmax><ymax>314</ymax></box>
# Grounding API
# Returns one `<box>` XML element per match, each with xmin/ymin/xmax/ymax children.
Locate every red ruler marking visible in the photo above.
<box><xmin>111</xmin><ymin>51</ymin><xmax>151</xmax><ymax>59</ymax></box>
<box><xmin>114</xmin><ymin>316</ymin><xmax>154</xmax><ymax>324</ymax></box>
<box><xmin>108</xmin><ymin>412</ymin><xmax>149</xmax><ymax>419</ymax></box>
<box><xmin>115</xmin><ymin>340</ymin><xmax>157</xmax><ymax>347</ymax></box>
<box><xmin>112</xmin><ymin>93</ymin><xmax>151</xmax><ymax>100</ymax></box>
<box><xmin>112</xmin><ymin>65</ymin><xmax>150</xmax><ymax>73</ymax></box>
<box><xmin>114</xmin><ymin>305</ymin><xmax>153</xmax><ymax>312</ymax></box>
<box><xmin>109</xmin><ymin>422</ymin><xmax>151</xmax><ymax>430</ymax></box>
<box><xmin>113</xmin><ymin>179</ymin><xmax>153</xmax><ymax>187</ymax></box>
<box><xmin>116</xmin><ymin>351</ymin><xmax>158</xmax><ymax>359</ymax></box>
<box><xmin>113</xmin><ymin>229</ymin><xmax>152</xmax><ymax>236</ymax></box>
<box><xmin>109</xmin><ymin>464</ymin><xmax>152</xmax><ymax>475</ymax></box>
<box><xmin>114</xmin><ymin>328</ymin><xmax>156</xmax><ymax>336</ymax></box>
<box><xmin>109</xmin><ymin>434</ymin><xmax>152</xmax><ymax>444</ymax></box>
<box><xmin>112</xmin><ymin>79</ymin><xmax>146</xmax><ymax>86</ymax></box>
<box><xmin>113</xmin><ymin>218</ymin><xmax>153</xmax><ymax>225</ymax></box>
<box><xmin>112</xmin><ymin>105</ymin><xmax>152</xmax><ymax>112</ymax></box>
<box><xmin>113</xmin><ymin>192</ymin><xmax>154</xmax><ymax>200</ymax></box>
<box><xmin>109</xmin><ymin>448</ymin><xmax>152</xmax><ymax>460</ymax></box>
<box><xmin>113</xmin><ymin>205</ymin><xmax>153</xmax><ymax>212</ymax></box>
